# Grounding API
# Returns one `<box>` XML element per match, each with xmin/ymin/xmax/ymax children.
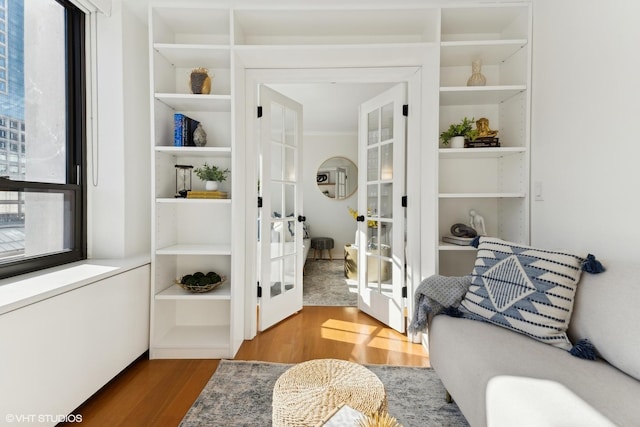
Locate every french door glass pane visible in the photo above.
<box><xmin>367</xmin><ymin>147</ymin><xmax>378</xmax><ymax>182</ymax></box>
<box><xmin>270</xmin><ymin>259</ymin><xmax>283</xmax><ymax>297</ymax></box>
<box><xmin>284</xmin><ymin>255</ymin><xmax>295</xmax><ymax>293</ymax></box>
<box><xmin>380</xmin><ymin>143</ymin><xmax>393</xmax><ymax>180</ymax></box>
<box><xmin>380</xmin><ymin>183</ymin><xmax>393</xmax><ymax>219</ymax></box>
<box><xmin>284</xmin><ymin>146</ymin><xmax>295</xmax><ymax>181</ymax></box>
<box><xmin>381</xmin><ymin>103</ymin><xmax>394</xmax><ymax>141</ymax></box>
<box><xmin>367</xmin><ymin>109</ymin><xmax>379</xmax><ymax>145</ymax></box>
<box><xmin>271</xmin><ymin>182</ymin><xmax>283</xmax><ymax>217</ymax></box>
<box><xmin>271</xmin><ymin>142</ymin><xmax>282</xmax><ymax>180</ymax></box>
<box><xmin>270</xmin><ymin>103</ymin><xmax>283</xmax><ymax>143</ymax></box>
<box><xmin>285</xmin><ymin>109</ymin><xmax>296</xmax><ymax>146</ymax></box>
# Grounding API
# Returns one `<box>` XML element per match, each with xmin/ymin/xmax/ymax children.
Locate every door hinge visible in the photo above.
<box><xmin>258</xmin><ymin>196</ymin><xmax>263</xmax><ymax>208</ymax></box>
<box><xmin>257</xmin><ymin>106</ymin><xmax>263</xmax><ymax>118</ymax></box>
<box><xmin>402</xmin><ymin>196</ymin><xmax>407</xmax><ymax>207</ymax></box>
<box><xmin>402</xmin><ymin>286</ymin><xmax>407</xmax><ymax>298</ymax></box>
<box><xmin>402</xmin><ymin>104</ymin><xmax>408</xmax><ymax>117</ymax></box>
<box><xmin>257</xmin><ymin>282</ymin><xmax>262</xmax><ymax>298</ymax></box>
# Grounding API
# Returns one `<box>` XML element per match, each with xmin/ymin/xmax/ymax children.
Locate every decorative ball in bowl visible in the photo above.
<box><xmin>178</xmin><ymin>271</ymin><xmax>225</xmax><ymax>293</ymax></box>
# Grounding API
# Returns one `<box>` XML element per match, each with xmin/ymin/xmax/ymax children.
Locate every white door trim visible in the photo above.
<box><xmin>243</xmin><ymin>66</ymin><xmax>426</xmax><ymax>340</ymax></box>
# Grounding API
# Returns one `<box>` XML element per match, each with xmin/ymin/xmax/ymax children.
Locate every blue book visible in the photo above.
<box><xmin>174</xmin><ymin>113</ymin><xmax>185</xmax><ymax>146</ymax></box>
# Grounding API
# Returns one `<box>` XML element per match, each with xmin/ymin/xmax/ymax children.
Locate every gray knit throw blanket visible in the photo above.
<box><xmin>408</xmin><ymin>275</ymin><xmax>472</xmax><ymax>334</ymax></box>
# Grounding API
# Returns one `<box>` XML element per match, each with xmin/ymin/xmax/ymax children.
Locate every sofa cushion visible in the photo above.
<box><xmin>459</xmin><ymin>237</ymin><xmax>587</xmax><ymax>350</ymax></box>
<box><xmin>429</xmin><ymin>315</ymin><xmax>640</xmax><ymax>427</ymax></box>
<box><xmin>569</xmin><ymin>260</ymin><xmax>640</xmax><ymax>381</ymax></box>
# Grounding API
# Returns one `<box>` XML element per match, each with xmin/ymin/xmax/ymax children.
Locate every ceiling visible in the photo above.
<box><xmin>268</xmin><ymin>83</ymin><xmax>394</xmax><ymax>134</ymax></box>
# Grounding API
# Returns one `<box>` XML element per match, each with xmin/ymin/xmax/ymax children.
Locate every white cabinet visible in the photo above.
<box><xmin>149</xmin><ymin>6</ymin><xmax>237</xmax><ymax>359</ymax></box>
<box><xmin>437</xmin><ymin>5</ymin><xmax>531</xmax><ymax>276</ymax></box>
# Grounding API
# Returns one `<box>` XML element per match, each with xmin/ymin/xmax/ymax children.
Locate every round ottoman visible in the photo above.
<box><xmin>310</xmin><ymin>237</ymin><xmax>335</xmax><ymax>260</ymax></box>
<box><xmin>272</xmin><ymin>359</ymin><xmax>387</xmax><ymax>427</ymax></box>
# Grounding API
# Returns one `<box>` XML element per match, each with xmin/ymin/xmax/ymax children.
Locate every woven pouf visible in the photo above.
<box><xmin>272</xmin><ymin>358</ymin><xmax>387</xmax><ymax>427</ymax></box>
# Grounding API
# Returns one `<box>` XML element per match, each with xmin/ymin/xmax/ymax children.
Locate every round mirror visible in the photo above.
<box><xmin>316</xmin><ymin>157</ymin><xmax>358</xmax><ymax>200</ymax></box>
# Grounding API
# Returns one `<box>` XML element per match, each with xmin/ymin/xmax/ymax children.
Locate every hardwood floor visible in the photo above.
<box><xmin>62</xmin><ymin>306</ymin><xmax>428</xmax><ymax>427</ymax></box>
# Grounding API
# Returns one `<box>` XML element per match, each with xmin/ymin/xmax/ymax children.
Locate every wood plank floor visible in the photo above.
<box><xmin>62</xmin><ymin>306</ymin><xmax>429</xmax><ymax>427</ymax></box>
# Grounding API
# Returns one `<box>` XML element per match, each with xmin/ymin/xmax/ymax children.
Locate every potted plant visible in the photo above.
<box><xmin>440</xmin><ymin>117</ymin><xmax>478</xmax><ymax>148</ymax></box>
<box><xmin>194</xmin><ymin>162</ymin><xmax>229</xmax><ymax>191</ymax></box>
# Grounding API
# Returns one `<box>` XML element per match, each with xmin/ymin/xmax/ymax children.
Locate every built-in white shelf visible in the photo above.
<box><xmin>155</xmin><ymin>244</ymin><xmax>232</xmax><ymax>256</ymax></box>
<box><xmin>439</xmin><ymin>85</ymin><xmax>526</xmax><ymax>106</ymax></box>
<box><xmin>155</xmin><ymin>146</ymin><xmax>232</xmax><ymax>157</ymax></box>
<box><xmin>155</xmin><ymin>325</ymin><xmax>230</xmax><ymax>349</ymax></box>
<box><xmin>154</xmin><ymin>93</ymin><xmax>231</xmax><ymax>112</ymax></box>
<box><xmin>153</xmin><ymin>43</ymin><xmax>230</xmax><ymax>68</ymax></box>
<box><xmin>438</xmin><ymin>243</ymin><xmax>477</xmax><ymax>251</ymax></box>
<box><xmin>234</xmin><ymin>43</ymin><xmax>433</xmax><ymax>68</ymax></box>
<box><xmin>440</xmin><ymin>40</ymin><xmax>527</xmax><ymax>66</ymax></box>
<box><xmin>156</xmin><ymin>282</ymin><xmax>231</xmax><ymax>300</ymax></box>
<box><xmin>439</xmin><ymin>192</ymin><xmax>526</xmax><ymax>199</ymax></box>
<box><xmin>156</xmin><ymin>198</ymin><xmax>231</xmax><ymax>205</ymax></box>
<box><xmin>439</xmin><ymin>147</ymin><xmax>525</xmax><ymax>159</ymax></box>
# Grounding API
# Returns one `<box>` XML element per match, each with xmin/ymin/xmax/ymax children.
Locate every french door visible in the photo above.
<box><xmin>257</xmin><ymin>85</ymin><xmax>304</xmax><ymax>331</ymax></box>
<box><xmin>357</xmin><ymin>84</ymin><xmax>407</xmax><ymax>333</ymax></box>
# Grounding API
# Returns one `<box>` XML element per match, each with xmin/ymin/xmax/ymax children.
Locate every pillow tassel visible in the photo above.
<box><xmin>582</xmin><ymin>254</ymin><xmax>605</xmax><ymax>274</ymax></box>
<box><xmin>569</xmin><ymin>339</ymin><xmax>597</xmax><ymax>360</ymax></box>
<box><xmin>471</xmin><ymin>236</ymin><xmax>481</xmax><ymax>248</ymax></box>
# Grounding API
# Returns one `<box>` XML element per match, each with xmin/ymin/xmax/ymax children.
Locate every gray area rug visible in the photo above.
<box><xmin>180</xmin><ymin>360</ymin><xmax>468</xmax><ymax>427</ymax></box>
<box><xmin>303</xmin><ymin>259</ymin><xmax>357</xmax><ymax>306</ymax></box>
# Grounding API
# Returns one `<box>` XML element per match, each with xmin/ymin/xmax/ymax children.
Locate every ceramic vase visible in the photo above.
<box><xmin>190</xmin><ymin>68</ymin><xmax>212</xmax><ymax>94</ymax></box>
<box><xmin>467</xmin><ymin>59</ymin><xmax>486</xmax><ymax>86</ymax></box>
<box><xmin>205</xmin><ymin>181</ymin><xmax>219</xmax><ymax>191</ymax></box>
<box><xmin>450</xmin><ymin>136</ymin><xmax>465</xmax><ymax>148</ymax></box>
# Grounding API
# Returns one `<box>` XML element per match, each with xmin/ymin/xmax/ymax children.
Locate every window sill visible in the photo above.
<box><xmin>0</xmin><ymin>255</ymin><xmax>150</xmax><ymax>316</ymax></box>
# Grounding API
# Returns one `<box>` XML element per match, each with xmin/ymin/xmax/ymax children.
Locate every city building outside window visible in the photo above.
<box><xmin>0</xmin><ymin>0</ymin><xmax>86</xmax><ymax>279</ymax></box>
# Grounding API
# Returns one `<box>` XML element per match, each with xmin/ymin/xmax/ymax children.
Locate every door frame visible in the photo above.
<box><xmin>242</xmin><ymin>66</ymin><xmax>431</xmax><ymax>340</ymax></box>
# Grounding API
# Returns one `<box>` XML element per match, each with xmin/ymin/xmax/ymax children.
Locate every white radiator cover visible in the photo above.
<box><xmin>0</xmin><ymin>265</ymin><xmax>150</xmax><ymax>426</ymax></box>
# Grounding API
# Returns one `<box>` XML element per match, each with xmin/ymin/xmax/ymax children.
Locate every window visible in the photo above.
<box><xmin>0</xmin><ymin>0</ymin><xmax>86</xmax><ymax>279</ymax></box>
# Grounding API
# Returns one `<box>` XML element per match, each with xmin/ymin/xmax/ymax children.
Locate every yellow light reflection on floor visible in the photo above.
<box><xmin>320</xmin><ymin>318</ymin><xmax>428</xmax><ymax>357</ymax></box>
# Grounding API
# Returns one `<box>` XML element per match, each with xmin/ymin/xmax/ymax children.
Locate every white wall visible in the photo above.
<box><xmin>303</xmin><ymin>134</ymin><xmax>358</xmax><ymax>259</ymax></box>
<box><xmin>530</xmin><ymin>0</ymin><xmax>640</xmax><ymax>263</ymax></box>
<box><xmin>88</xmin><ymin>0</ymin><xmax>150</xmax><ymax>259</ymax></box>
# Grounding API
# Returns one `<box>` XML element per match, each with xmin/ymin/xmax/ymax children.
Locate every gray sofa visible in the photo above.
<box><xmin>429</xmin><ymin>260</ymin><xmax>640</xmax><ymax>427</ymax></box>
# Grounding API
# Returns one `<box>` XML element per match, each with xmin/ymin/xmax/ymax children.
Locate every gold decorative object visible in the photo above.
<box><xmin>467</xmin><ymin>59</ymin><xmax>486</xmax><ymax>86</ymax></box>
<box><xmin>190</xmin><ymin>67</ymin><xmax>211</xmax><ymax>94</ymax></box>
<box><xmin>476</xmin><ymin>117</ymin><xmax>498</xmax><ymax>137</ymax></box>
<box><xmin>358</xmin><ymin>411</ymin><xmax>403</xmax><ymax>427</ymax></box>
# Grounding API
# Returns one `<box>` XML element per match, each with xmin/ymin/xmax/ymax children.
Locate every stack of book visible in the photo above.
<box><xmin>174</xmin><ymin>113</ymin><xmax>200</xmax><ymax>147</ymax></box>
<box><xmin>442</xmin><ymin>235</ymin><xmax>475</xmax><ymax>246</ymax></box>
<box><xmin>186</xmin><ymin>191</ymin><xmax>228</xmax><ymax>199</ymax></box>
<box><xmin>465</xmin><ymin>137</ymin><xmax>500</xmax><ymax>148</ymax></box>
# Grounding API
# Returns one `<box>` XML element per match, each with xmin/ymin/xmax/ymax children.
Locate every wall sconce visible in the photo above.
<box><xmin>175</xmin><ymin>164</ymin><xmax>193</xmax><ymax>198</ymax></box>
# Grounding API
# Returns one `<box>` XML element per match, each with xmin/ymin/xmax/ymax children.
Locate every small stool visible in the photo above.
<box><xmin>272</xmin><ymin>359</ymin><xmax>387</xmax><ymax>427</ymax></box>
<box><xmin>310</xmin><ymin>237</ymin><xmax>334</xmax><ymax>260</ymax></box>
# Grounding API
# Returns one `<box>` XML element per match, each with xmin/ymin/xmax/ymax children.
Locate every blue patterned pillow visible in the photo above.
<box><xmin>459</xmin><ymin>237</ymin><xmax>589</xmax><ymax>350</ymax></box>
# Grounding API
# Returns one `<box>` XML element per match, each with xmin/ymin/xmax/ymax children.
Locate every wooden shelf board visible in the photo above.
<box><xmin>439</xmin><ymin>147</ymin><xmax>525</xmax><ymax>159</ymax></box>
<box><xmin>156</xmin><ymin>282</ymin><xmax>231</xmax><ymax>300</ymax></box>
<box><xmin>439</xmin><ymin>85</ymin><xmax>526</xmax><ymax>106</ymax></box>
<box><xmin>156</xmin><ymin>244</ymin><xmax>232</xmax><ymax>256</ymax></box>
<box><xmin>154</xmin><ymin>93</ymin><xmax>231</xmax><ymax>112</ymax></box>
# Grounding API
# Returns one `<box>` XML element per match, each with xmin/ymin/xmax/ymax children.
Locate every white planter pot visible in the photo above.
<box><xmin>450</xmin><ymin>136</ymin><xmax>465</xmax><ymax>148</ymax></box>
<box><xmin>205</xmin><ymin>181</ymin><xmax>219</xmax><ymax>191</ymax></box>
